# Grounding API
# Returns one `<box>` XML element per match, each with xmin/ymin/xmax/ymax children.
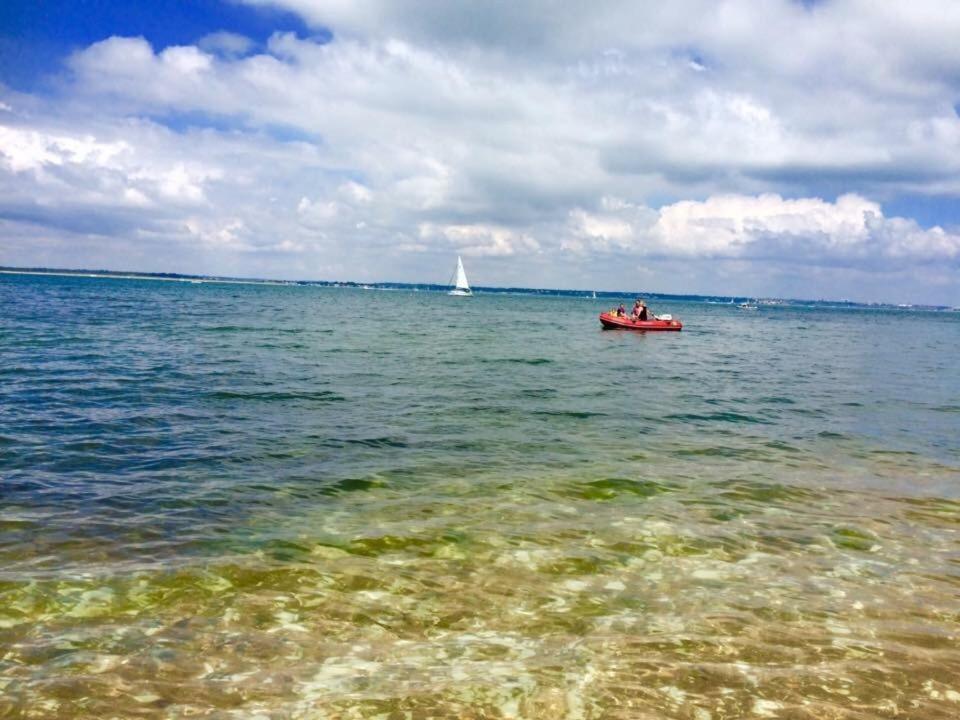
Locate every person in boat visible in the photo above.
<box><xmin>632</xmin><ymin>299</ymin><xmax>649</xmax><ymax>321</ymax></box>
<box><xmin>616</xmin><ymin>303</ymin><xmax>626</xmax><ymax>317</ymax></box>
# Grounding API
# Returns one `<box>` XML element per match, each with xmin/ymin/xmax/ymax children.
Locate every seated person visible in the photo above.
<box><xmin>616</xmin><ymin>303</ymin><xmax>626</xmax><ymax>317</ymax></box>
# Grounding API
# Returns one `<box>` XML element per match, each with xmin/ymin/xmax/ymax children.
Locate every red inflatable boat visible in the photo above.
<box><xmin>599</xmin><ymin>312</ymin><xmax>682</xmax><ymax>331</ymax></box>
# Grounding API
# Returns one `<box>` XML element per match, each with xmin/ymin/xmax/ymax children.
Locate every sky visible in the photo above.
<box><xmin>1</xmin><ymin>1</ymin><xmax>960</xmax><ymax>304</ymax></box>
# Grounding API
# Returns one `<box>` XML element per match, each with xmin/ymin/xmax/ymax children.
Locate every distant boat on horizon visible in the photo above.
<box><xmin>449</xmin><ymin>256</ymin><xmax>472</xmax><ymax>296</ymax></box>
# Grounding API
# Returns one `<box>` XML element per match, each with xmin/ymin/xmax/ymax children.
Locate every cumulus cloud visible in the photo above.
<box><xmin>653</xmin><ymin>194</ymin><xmax>882</xmax><ymax>259</ymax></box>
<box><xmin>3</xmin><ymin>1</ymin><xmax>960</xmax><ymax>302</ymax></box>
<box><xmin>566</xmin><ymin>193</ymin><xmax>960</xmax><ymax>266</ymax></box>
<box><xmin>418</xmin><ymin>222</ymin><xmax>540</xmax><ymax>257</ymax></box>
<box><xmin>0</xmin><ymin>125</ymin><xmax>130</xmax><ymax>174</ymax></box>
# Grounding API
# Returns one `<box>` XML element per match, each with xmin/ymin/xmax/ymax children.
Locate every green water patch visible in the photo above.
<box><xmin>711</xmin><ymin>478</ymin><xmax>822</xmax><ymax>506</ymax></box>
<box><xmin>562</xmin><ymin>477</ymin><xmax>675</xmax><ymax>502</ymax></box>
<box><xmin>830</xmin><ymin>526</ymin><xmax>881</xmax><ymax>552</ymax></box>
<box><xmin>901</xmin><ymin>497</ymin><xmax>960</xmax><ymax>525</ymax></box>
<box><xmin>538</xmin><ymin>552</ymin><xmax>625</xmax><ymax>577</ymax></box>
<box><xmin>260</xmin><ymin>539</ymin><xmax>319</xmax><ymax>563</ymax></box>
<box><xmin>345</xmin><ymin>530</ymin><xmax>474</xmax><ymax>559</ymax></box>
<box><xmin>671</xmin><ymin>445</ymin><xmax>773</xmax><ymax>461</ymax></box>
<box><xmin>706</xmin><ymin>507</ymin><xmax>747</xmax><ymax>522</ymax></box>
<box><xmin>318</xmin><ymin>476</ymin><xmax>390</xmax><ymax>496</ymax></box>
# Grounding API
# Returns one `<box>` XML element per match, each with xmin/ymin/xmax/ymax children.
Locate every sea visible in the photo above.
<box><xmin>1</xmin><ymin>272</ymin><xmax>959</xmax><ymax>719</ymax></box>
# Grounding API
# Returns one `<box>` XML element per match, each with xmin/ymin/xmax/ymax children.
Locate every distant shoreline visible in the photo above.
<box><xmin>1</xmin><ymin>266</ymin><xmax>955</xmax><ymax>311</ymax></box>
<box><xmin>0</xmin><ymin>269</ymin><xmax>280</xmax><ymax>287</ymax></box>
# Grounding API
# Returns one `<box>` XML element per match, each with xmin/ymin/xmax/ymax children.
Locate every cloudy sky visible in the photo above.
<box><xmin>2</xmin><ymin>1</ymin><xmax>960</xmax><ymax>303</ymax></box>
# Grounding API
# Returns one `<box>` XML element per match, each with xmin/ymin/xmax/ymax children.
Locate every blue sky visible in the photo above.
<box><xmin>1</xmin><ymin>0</ymin><xmax>959</xmax><ymax>304</ymax></box>
<box><xmin>0</xmin><ymin>1</ymin><xmax>313</xmax><ymax>88</ymax></box>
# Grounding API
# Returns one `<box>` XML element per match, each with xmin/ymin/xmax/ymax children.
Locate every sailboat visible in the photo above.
<box><xmin>448</xmin><ymin>255</ymin><xmax>472</xmax><ymax>296</ymax></box>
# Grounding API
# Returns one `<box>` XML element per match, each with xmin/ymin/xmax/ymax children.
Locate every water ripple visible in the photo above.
<box><xmin>1</xmin><ymin>274</ymin><xmax>959</xmax><ymax>718</ymax></box>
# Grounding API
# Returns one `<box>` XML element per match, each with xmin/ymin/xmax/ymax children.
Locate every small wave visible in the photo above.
<box><xmin>764</xmin><ymin>440</ymin><xmax>801</xmax><ymax>453</ymax></box>
<box><xmin>713</xmin><ymin>479</ymin><xmax>819</xmax><ymax>505</ymax></box>
<box><xmin>326</xmin><ymin>436</ymin><xmax>409</xmax><ymax>448</ymax></box>
<box><xmin>672</xmin><ymin>446</ymin><xmax>768</xmax><ymax>460</ymax></box>
<box><xmin>787</xmin><ymin>407</ymin><xmax>828</xmax><ymax>418</ymax></box>
<box><xmin>481</xmin><ymin>358</ymin><xmax>554</xmax><ymax>365</ymax></box>
<box><xmin>520</xmin><ymin>388</ymin><xmax>558</xmax><ymax>398</ymax></box>
<box><xmin>532</xmin><ymin>410</ymin><xmax>606</xmax><ymax>419</ymax></box>
<box><xmin>869</xmin><ymin>449</ymin><xmax>920</xmax><ymax>458</ymax></box>
<box><xmin>665</xmin><ymin>411</ymin><xmax>768</xmax><ymax>424</ymax></box>
<box><xmin>760</xmin><ymin>396</ymin><xmax>796</xmax><ymax>405</ymax></box>
<box><xmin>931</xmin><ymin>404</ymin><xmax>960</xmax><ymax>413</ymax></box>
<box><xmin>200</xmin><ymin>325</ymin><xmax>260</xmax><ymax>332</ymax></box>
<box><xmin>255</xmin><ymin>342</ymin><xmax>309</xmax><ymax>350</ymax></box>
<box><xmin>208</xmin><ymin>390</ymin><xmax>345</xmax><ymax>402</ymax></box>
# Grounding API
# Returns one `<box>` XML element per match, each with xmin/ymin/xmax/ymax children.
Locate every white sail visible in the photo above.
<box><xmin>449</xmin><ymin>255</ymin><xmax>471</xmax><ymax>295</ymax></box>
<box><xmin>454</xmin><ymin>256</ymin><xmax>470</xmax><ymax>290</ymax></box>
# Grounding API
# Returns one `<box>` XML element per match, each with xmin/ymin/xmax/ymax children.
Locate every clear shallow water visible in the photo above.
<box><xmin>1</xmin><ymin>273</ymin><xmax>959</xmax><ymax>719</ymax></box>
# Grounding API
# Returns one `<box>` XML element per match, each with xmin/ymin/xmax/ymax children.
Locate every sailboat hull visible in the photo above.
<box><xmin>448</xmin><ymin>289</ymin><xmax>472</xmax><ymax>296</ymax></box>
<box><xmin>599</xmin><ymin>312</ymin><xmax>682</xmax><ymax>331</ymax></box>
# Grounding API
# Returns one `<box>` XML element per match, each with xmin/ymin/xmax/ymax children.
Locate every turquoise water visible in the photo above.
<box><xmin>1</xmin><ymin>273</ymin><xmax>959</xmax><ymax>718</ymax></box>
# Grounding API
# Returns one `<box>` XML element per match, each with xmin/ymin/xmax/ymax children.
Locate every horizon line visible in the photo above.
<box><xmin>0</xmin><ymin>265</ymin><xmax>955</xmax><ymax>310</ymax></box>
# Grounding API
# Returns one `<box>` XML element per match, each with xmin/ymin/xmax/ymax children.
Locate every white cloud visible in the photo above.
<box><xmin>185</xmin><ymin>217</ymin><xmax>248</xmax><ymax>248</ymax></box>
<box><xmin>0</xmin><ymin>124</ymin><xmax>217</xmax><ymax>208</ymax></box>
<box><xmin>653</xmin><ymin>194</ymin><xmax>879</xmax><ymax>257</ymax></box>
<box><xmin>0</xmin><ymin>125</ymin><xmax>129</xmax><ymax>173</ymax></box>
<box><xmin>3</xmin><ymin>2</ymin><xmax>960</xmax><ymax>302</ymax></box>
<box><xmin>565</xmin><ymin>193</ymin><xmax>960</xmax><ymax>267</ymax></box>
<box><xmin>418</xmin><ymin>222</ymin><xmax>540</xmax><ymax>257</ymax></box>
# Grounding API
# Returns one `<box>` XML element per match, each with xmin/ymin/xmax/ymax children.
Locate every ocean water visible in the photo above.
<box><xmin>1</xmin><ymin>272</ymin><xmax>959</xmax><ymax>719</ymax></box>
